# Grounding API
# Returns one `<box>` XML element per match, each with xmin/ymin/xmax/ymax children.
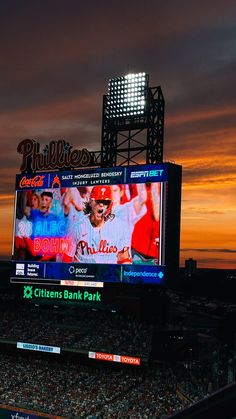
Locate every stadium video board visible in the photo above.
<box><xmin>11</xmin><ymin>164</ymin><xmax>168</xmax><ymax>285</ymax></box>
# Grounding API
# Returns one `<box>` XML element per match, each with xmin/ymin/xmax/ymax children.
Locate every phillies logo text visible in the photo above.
<box><xmin>79</xmin><ymin>240</ymin><xmax>118</xmax><ymax>255</ymax></box>
<box><xmin>17</xmin><ymin>139</ymin><xmax>92</xmax><ymax>172</ymax></box>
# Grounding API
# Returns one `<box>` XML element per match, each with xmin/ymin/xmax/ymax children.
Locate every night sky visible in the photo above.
<box><xmin>1</xmin><ymin>1</ymin><xmax>236</xmax><ymax>268</ymax></box>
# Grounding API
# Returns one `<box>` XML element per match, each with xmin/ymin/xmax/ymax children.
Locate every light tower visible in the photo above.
<box><xmin>100</xmin><ymin>73</ymin><xmax>165</xmax><ymax>167</ymax></box>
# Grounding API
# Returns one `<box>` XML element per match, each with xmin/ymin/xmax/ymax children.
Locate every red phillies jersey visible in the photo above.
<box><xmin>131</xmin><ymin>188</ymin><xmax>160</xmax><ymax>258</ymax></box>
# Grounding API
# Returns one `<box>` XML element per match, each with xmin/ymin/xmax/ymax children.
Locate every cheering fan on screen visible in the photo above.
<box><xmin>62</xmin><ymin>185</ymin><xmax>132</xmax><ymax>264</ymax></box>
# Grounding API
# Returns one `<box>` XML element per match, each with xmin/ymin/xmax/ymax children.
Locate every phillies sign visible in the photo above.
<box><xmin>17</xmin><ymin>139</ymin><xmax>95</xmax><ymax>172</ymax></box>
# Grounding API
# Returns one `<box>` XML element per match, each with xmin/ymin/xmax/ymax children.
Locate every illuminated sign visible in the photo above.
<box><xmin>11</xmin><ymin>163</ymin><xmax>171</xmax><ymax>285</ymax></box>
<box><xmin>89</xmin><ymin>351</ymin><xmax>140</xmax><ymax>365</ymax></box>
<box><xmin>0</xmin><ymin>406</ymin><xmax>63</xmax><ymax>419</ymax></box>
<box><xmin>60</xmin><ymin>280</ymin><xmax>104</xmax><ymax>288</ymax></box>
<box><xmin>19</xmin><ymin>175</ymin><xmax>45</xmax><ymax>188</ymax></box>
<box><xmin>129</xmin><ymin>169</ymin><xmax>164</xmax><ymax>179</ymax></box>
<box><xmin>11</xmin><ymin>262</ymin><xmax>165</xmax><ymax>285</ymax></box>
<box><xmin>22</xmin><ymin>285</ymin><xmax>102</xmax><ymax>302</ymax></box>
<box><xmin>17</xmin><ymin>139</ymin><xmax>95</xmax><ymax>172</ymax></box>
<box><xmin>17</xmin><ymin>342</ymin><xmax>61</xmax><ymax>354</ymax></box>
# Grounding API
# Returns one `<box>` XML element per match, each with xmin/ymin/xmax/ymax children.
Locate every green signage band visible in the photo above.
<box><xmin>23</xmin><ymin>285</ymin><xmax>102</xmax><ymax>302</ymax></box>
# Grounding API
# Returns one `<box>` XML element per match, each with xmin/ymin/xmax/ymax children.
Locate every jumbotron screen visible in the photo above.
<box><xmin>11</xmin><ymin>164</ymin><xmax>168</xmax><ymax>285</ymax></box>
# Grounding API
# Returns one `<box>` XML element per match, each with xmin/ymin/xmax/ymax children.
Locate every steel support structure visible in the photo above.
<box><xmin>100</xmin><ymin>86</ymin><xmax>165</xmax><ymax>167</ymax></box>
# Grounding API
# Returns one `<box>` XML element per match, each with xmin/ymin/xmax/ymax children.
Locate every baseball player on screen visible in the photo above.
<box><xmin>62</xmin><ymin>185</ymin><xmax>132</xmax><ymax>264</ymax></box>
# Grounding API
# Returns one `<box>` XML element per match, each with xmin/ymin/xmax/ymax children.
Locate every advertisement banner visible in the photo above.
<box><xmin>19</xmin><ymin>285</ymin><xmax>103</xmax><ymax>303</ymax></box>
<box><xmin>0</xmin><ymin>405</ymin><xmax>64</xmax><ymax>418</ymax></box>
<box><xmin>88</xmin><ymin>351</ymin><xmax>140</xmax><ymax>366</ymax></box>
<box><xmin>11</xmin><ymin>262</ymin><xmax>165</xmax><ymax>285</ymax></box>
<box><xmin>17</xmin><ymin>342</ymin><xmax>61</xmax><ymax>354</ymax></box>
<box><xmin>15</xmin><ymin>164</ymin><xmax>167</xmax><ymax>190</ymax></box>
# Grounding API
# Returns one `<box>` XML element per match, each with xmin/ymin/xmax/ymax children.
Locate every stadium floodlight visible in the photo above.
<box><xmin>106</xmin><ymin>72</ymin><xmax>149</xmax><ymax>119</ymax></box>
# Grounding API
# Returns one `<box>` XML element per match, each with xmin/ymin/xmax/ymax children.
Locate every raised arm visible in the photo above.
<box><xmin>151</xmin><ymin>182</ymin><xmax>160</xmax><ymax>221</ymax></box>
<box><xmin>63</xmin><ymin>187</ymin><xmax>83</xmax><ymax>215</ymax></box>
<box><xmin>133</xmin><ymin>183</ymin><xmax>147</xmax><ymax>215</ymax></box>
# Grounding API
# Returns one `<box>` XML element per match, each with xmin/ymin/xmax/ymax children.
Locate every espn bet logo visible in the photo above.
<box><xmin>23</xmin><ymin>285</ymin><xmax>33</xmax><ymax>299</ymax></box>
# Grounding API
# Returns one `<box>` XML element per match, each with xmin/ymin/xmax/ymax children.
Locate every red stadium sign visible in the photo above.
<box><xmin>120</xmin><ymin>355</ymin><xmax>140</xmax><ymax>365</ymax></box>
<box><xmin>19</xmin><ymin>175</ymin><xmax>45</xmax><ymax>188</ymax></box>
<box><xmin>88</xmin><ymin>351</ymin><xmax>141</xmax><ymax>365</ymax></box>
<box><xmin>96</xmin><ymin>352</ymin><xmax>114</xmax><ymax>362</ymax></box>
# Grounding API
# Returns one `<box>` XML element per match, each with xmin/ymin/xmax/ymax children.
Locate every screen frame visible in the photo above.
<box><xmin>11</xmin><ymin>164</ymin><xmax>168</xmax><ymax>286</ymax></box>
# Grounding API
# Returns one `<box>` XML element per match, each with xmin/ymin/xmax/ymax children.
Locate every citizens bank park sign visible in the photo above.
<box><xmin>17</xmin><ymin>139</ymin><xmax>97</xmax><ymax>172</ymax></box>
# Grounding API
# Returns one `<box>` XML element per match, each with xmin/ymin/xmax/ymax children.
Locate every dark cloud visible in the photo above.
<box><xmin>0</xmin><ymin>1</ymin><xmax>235</xmax><ymax>113</ymax></box>
<box><xmin>182</xmin><ymin>248</ymin><xmax>236</xmax><ymax>254</ymax></box>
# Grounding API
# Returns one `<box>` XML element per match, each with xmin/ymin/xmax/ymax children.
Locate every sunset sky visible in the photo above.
<box><xmin>0</xmin><ymin>1</ymin><xmax>236</xmax><ymax>268</ymax></box>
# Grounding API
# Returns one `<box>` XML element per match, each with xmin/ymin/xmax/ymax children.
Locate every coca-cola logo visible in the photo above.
<box><xmin>19</xmin><ymin>175</ymin><xmax>45</xmax><ymax>188</ymax></box>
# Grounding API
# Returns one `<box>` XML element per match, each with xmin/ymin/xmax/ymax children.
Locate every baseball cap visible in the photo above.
<box><xmin>90</xmin><ymin>186</ymin><xmax>112</xmax><ymax>201</ymax></box>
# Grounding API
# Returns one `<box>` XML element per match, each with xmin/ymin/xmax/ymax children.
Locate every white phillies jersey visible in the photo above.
<box><xmin>113</xmin><ymin>199</ymin><xmax>146</xmax><ymax>237</ymax></box>
<box><xmin>67</xmin><ymin>212</ymin><xmax>130</xmax><ymax>264</ymax></box>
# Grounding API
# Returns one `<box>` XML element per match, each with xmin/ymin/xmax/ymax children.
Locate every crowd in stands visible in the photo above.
<box><xmin>0</xmin><ymin>303</ymin><xmax>153</xmax><ymax>359</ymax></box>
<box><xmin>97</xmin><ymin>366</ymin><xmax>185</xmax><ymax>418</ymax></box>
<box><xmin>0</xmin><ymin>289</ymin><xmax>233</xmax><ymax>417</ymax></box>
<box><xmin>0</xmin><ymin>353</ymin><xmax>197</xmax><ymax>418</ymax></box>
